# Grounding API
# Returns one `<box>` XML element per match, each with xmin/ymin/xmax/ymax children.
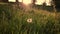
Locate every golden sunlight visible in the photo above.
<box><xmin>9</xmin><ymin>0</ymin><xmax>16</xmax><ymax>2</ymax></box>
<box><xmin>35</xmin><ymin>0</ymin><xmax>45</xmax><ymax>5</ymax></box>
<box><xmin>23</xmin><ymin>0</ymin><xmax>31</xmax><ymax>5</ymax></box>
<box><xmin>18</xmin><ymin>0</ymin><xmax>22</xmax><ymax>2</ymax></box>
<box><xmin>36</xmin><ymin>0</ymin><xmax>52</xmax><ymax>6</ymax></box>
<box><xmin>9</xmin><ymin>0</ymin><xmax>52</xmax><ymax>6</ymax></box>
<box><xmin>46</xmin><ymin>0</ymin><xmax>52</xmax><ymax>6</ymax></box>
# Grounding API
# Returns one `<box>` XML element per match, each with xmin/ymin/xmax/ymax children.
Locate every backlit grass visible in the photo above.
<box><xmin>0</xmin><ymin>3</ymin><xmax>60</xmax><ymax>34</ymax></box>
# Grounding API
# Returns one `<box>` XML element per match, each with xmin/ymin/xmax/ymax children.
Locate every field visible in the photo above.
<box><xmin>0</xmin><ymin>3</ymin><xmax>60</xmax><ymax>34</ymax></box>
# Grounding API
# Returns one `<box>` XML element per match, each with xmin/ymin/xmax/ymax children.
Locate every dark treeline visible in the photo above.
<box><xmin>0</xmin><ymin>0</ymin><xmax>8</xmax><ymax>2</ymax></box>
<box><xmin>53</xmin><ymin>0</ymin><xmax>60</xmax><ymax>9</ymax></box>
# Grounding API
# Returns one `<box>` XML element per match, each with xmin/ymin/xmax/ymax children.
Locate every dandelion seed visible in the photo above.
<box><xmin>27</xmin><ymin>18</ymin><xmax>32</xmax><ymax>23</ymax></box>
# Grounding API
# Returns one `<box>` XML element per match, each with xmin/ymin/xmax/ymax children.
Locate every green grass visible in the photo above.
<box><xmin>0</xmin><ymin>3</ymin><xmax>60</xmax><ymax>34</ymax></box>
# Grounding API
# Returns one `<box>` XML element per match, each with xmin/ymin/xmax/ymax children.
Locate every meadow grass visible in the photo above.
<box><xmin>0</xmin><ymin>3</ymin><xmax>60</xmax><ymax>34</ymax></box>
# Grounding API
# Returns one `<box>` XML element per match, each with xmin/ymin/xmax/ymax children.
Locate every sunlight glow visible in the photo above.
<box><xmin>35</xmin><ymin>0</ymin><xmax>52</xmax><ymax>6</ymax></box>
<box><xmin>9</xmin><ymin>0</ymin><xmax>16</xmax><ymax>2</ymax></box>
<box><xmin>23</xmin><ymin>0</ymin><xmax>31</xmax><ymax>5</ymax></box>
<box><xmin>18</xmin><ymin>0</ymin><xmax>22</xmax><ymax>2</ymax></box>
<box><xmin>9</xmin><ymin>0</ymin><xmax>52</xmax><ymax>6</ymax></box>
<box><xmin>46</xmin><ymin>0</ymin><xmax>52</xmax><ymax>6</ymax></box>
<box><xmin>35</xmin><ymin>0</ymin><xmax>45</xmax><ymax>5</ymax></box>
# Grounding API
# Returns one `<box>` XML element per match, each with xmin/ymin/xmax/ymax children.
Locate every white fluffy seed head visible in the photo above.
<box><xmin>27</xmin><ymin>18</ymin><xmax>32</xmax><ymax>23</ymax></box>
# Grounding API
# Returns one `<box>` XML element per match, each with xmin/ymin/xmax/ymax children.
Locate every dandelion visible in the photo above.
<box><xmin>27</xmin><ymin>18</ymin><xmax>32</xmax><ymax>23</ymax></box>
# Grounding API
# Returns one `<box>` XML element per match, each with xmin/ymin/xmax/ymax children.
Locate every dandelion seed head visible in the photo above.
<box><xmin>27</xmin><ymin>18</ymin><xmax>32</xmax><ymax>23</ymax></box>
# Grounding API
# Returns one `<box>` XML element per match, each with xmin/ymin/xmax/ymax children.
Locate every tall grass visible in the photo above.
<box><xmin>0</xmin><ymin>3</ymin><xmax>60</xmax><ymax>34</ymax></box>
